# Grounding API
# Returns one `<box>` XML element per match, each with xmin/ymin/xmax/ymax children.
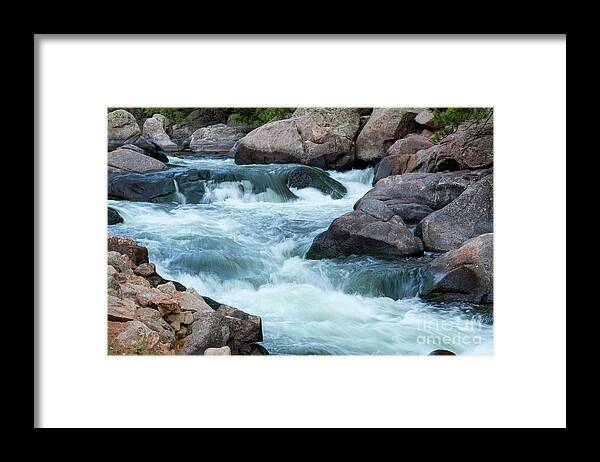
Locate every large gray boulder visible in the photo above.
<box><xmin>358</xmin><ymin>170</ymin><xmax>491</xmax><ymax>224</ymax></box>
<box><xmin>180</xmin><ymin>311</ymin><xmax>231</xmax><ymax>355</ymax></box>
<box><xmin>399</xmin><ymin>119</ymin><xmax>494</xmax><ymax>175</ymax></box>
<box><xmin>142</xmin><ymin>116</ymin><xmax>179</xmax><ymax>152</ymax></box>
<box><xmin>171</xmin><ymin>108</ymin><xmax>231</xmax><ymax>149</ymax></box>
<box><xmin>107</xmin><ymin>109</ymin><xmax>141</xmax><ymax>144</ymax></box>
<box><xmin>373</xmin><ymin>134</ymin><xmax>434</xmax><ymax>183</ymax></box>
<box><xmin>306</xmin><ymin>210</ymin><xmax>423</xmax><ymax>260</ymax></box>
<box><xmin>423</xmin><ymin>233</ymin><xmax>493</xmax><ymax>303</ymax></box>
<box><xmin>417</xmin><ymin>175</ymin><xmax>493</xmax><ymax>252</ymax></box>
<box><xmin>355</xmin><ymin>108</ymin><xmax>420</xmax><ymax>164</ymax></box>
<box><xmin>236</xmin><ymin>108</ymin><xmax>361</xmax><ymax>170</ymax></box>
<box><xmin>107</xmin><ymin>146</ymin><xmax>168</xmax><ymax>173</ymax></box>
<box><xmin>190</xmin><ymin>124</ymin><xmax>245</xmax><ymax>154</ymax></box>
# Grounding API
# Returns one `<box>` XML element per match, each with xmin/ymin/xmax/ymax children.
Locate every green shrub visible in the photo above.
<box><xmin>138</xmin><ymin>108</ymin><xmax>197</xmax><ymax>124</ymax></box>
<box><xmin>230</xmin><ymin>108</ymin><xmax>296</xmax><ymax>128</ymax></box>
<box><xmin>430</xmin><ymin>107</ymin><xmax>493</xmax><ymax>142</ymax></box>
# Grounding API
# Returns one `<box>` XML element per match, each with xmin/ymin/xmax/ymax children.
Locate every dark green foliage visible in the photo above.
<box><xmin>108</xmin><ymin>107</ymin><xmax>296</xmax><ymax>128</ymax></box>
<box><xmin>430</xmin><ymin>107</ymin><xmax>493</xmax><ymax>142</ymax></box>
<box><xmin>137</xmin><ymin>108</ymin><xmax>197</xmax><ymax>124</ymax></box>
<box><xmin>107</xmin><ymin>107</ymin><xmax>197</xmax><ymax>124</ymax></box>
<box><xmin>229</xmin><ymin>108</ymin><xmax>296</xmax><ymax>128</ymax></box>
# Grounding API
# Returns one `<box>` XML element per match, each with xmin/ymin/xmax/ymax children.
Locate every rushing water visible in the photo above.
<box><xmin>108</xmin><ymin>156</ymin><xmax>493</xmax><ymax>355</ymax></box>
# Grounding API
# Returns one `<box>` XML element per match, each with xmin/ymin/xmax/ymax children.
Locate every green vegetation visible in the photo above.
<box><xmin>430</xmin><ymin>107</ymin><xmax>493</xmax><ymax>142</ymax></box>
<box><xmin>229</xmin><ymin>108</ymin><xmax>296</xmax><ymax>128</ymax></box>
<box><xmin>108</xmin><ymin>107</ymin><xmax>296</xmax><ymax>128</ymax></box>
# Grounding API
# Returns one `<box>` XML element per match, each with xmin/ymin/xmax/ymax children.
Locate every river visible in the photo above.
<box><xmin>108</xmin><ymin>156</ymin><xmax>493</xmax><ymax>355</ymax></box>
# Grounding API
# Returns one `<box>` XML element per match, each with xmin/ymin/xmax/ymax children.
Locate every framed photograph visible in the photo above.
<box><xmin>35</xmin><ymin>34</ymin><xmax>566</xmax><ymax>428</ymax></box>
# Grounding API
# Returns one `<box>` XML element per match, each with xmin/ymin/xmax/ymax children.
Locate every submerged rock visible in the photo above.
<box><xmin>428</xmin><ymin>349</ymin><xmax>456</xmax><ymax>356</ymax></box>
<box><xmin>287</xmin><ymin>165</ymin><xmax>347</xmax><ymax>199</ymax></box>
<box><xmin>236</xmin><ymin>108</ymin><xmax>362</xmax><ymax>170</ymax></box>
<box><xmin>417</xmin><ymin>174</ymin><xmax>493</xmax><ymax>252</ymax></box>
<box><xmin>108</xmin><ymin>164</ymin><xmax>346</xmax><ymax>204</ymax></box>
<box><xmin>423</xmin><ymin>233</ymin><xmax>493</xmax><ymax>304</ymax></box>
<box><xmin>108</xmin><ymin>207</ymin><xmax>124</xmax><ymax>225</ymax></box>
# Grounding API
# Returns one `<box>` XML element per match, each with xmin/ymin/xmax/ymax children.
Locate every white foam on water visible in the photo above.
<box><xmin>108</xmin><ymin>161</ymin><xmax>493</xmax><ymax>355</ymax></box>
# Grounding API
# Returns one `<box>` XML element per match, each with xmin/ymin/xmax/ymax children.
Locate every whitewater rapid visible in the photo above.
<box><xmin>108</xmin><ymin>156</ymin><xmax>493</xmax><ymax>355</ymax></box>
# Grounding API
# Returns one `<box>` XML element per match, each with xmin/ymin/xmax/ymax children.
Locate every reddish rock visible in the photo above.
<box><xmin>108</xmin><ymin>236</ymin><xmax>149</xmax><ymax>266</ymax></box>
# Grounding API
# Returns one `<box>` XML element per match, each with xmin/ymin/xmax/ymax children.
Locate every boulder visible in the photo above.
<box><xmin>386</xmin><ymin>134</ymin><xmax>433</xmax><ymax>157</ymax></box>
<box><xmin>137</xmin><ymin>307</ymin><xmax>176</xmax><ymax>346</ymax></box>
<box><xmin>236</xmin><ymin>108</ymin><xmax>361</xmax><ymax>170</ymax></box>
<box><xmin>355</xmin><ymin>108</ymin><xmax>420</xmax><ymax>164</ymax></box>
<box><xmin>287</xmin><ymin>165</ymin><xmax>347</xmax><ymax>199</ymax></box>
<box><xmin>107</xmin><ymin>236</ymin><xmax>149</xmax><ymax>266</ymax></box>
<box><xmin>107</xmin><ymin>295</ymin><xmax>136</xmax><ymax>322</ymax></box>
<box><xmin>171</xmin><ymin>108</ymin><xmax>231</xmax><ymax>149</ymax></box>
<box><xmin>216</xmin><ymin>305</ymin><xmax>263</xmax><ymax>344</ymax></box>
<box><xmin>107</xmin><ymin>110</ymin><xmax>141</xmax><ymax>144</ymax></box>
<box><xmin>306</xmin><ymin>210</ymin><xmax>423</xmax><ymax>260</ymax></box>
<box><xmin>107</xmin><ymin>169</ymin><xmax>210</xmax><ymax>204</ymax></box>
<box><xmin>358</xmin><ymin>170</ymin><xmax>491</xmax><ymax>225</ymax></box>
<box><xmin>373</xmin><ymin>134</ymin><xmax>434</xmax><ymax>184</ymax></box>
<box><xmin>108</xmin><ymin>171</ymin><xmax>176</xmax><ymax>202</ymax></box>
<box><xmin>107</xmin><ymin>146</ymin><xmax>168</xmax><ymax>173</ymax></box>
<box><xmin>107</xmin><ymin>251</ymin><xmax>133</xmax><ymax>274</ymax></box>
<box><xmin>249</xmin><ymin>343</ymin><xmax>269</xmax><ymax>355</ymax></box>
<box><xmin>180</xmin><ymin>311</ymin><xmax>231</xmax><ymax>355</ymax></box>
<box><xmin>152</xmin><ymin>113</ymin><xmax>170</xmax><ymax>130</ymax></box>
<box><xmin>116</xmin><ymin>320</ymin><xmax>160</xmax><ymax>352</ymax></box>
<box><xmin>142</xmin><ymin>116</ymin><xmax>179</xmax><ymax>152</ymax></box>
<box><xmin>190</xmin><ymin>124</ymin><xmax>245</xmax><ymax>154</ymax></box>
<box><xmin>175</xmin><ymin>288</ymin><xmax>213</xmax><ymax>313</ymax></box>
<box><xmin>428</xmin><ymin>349</ymin><xmax>456</xmax><ymax>355</ymax></box>
<box><xmin>401</xmin><ymin>119</ymin><xmax>494</xmax><ymax>175</ymax></box>
<box><xmin>423</xmin><ymin>233</ymin><xmax>493</xmax><ymax>304</ymax></box>
<box><xmin>417</xmin><ymin>175</ymin><xmax>493</xmax><ymax>252</ymax></box>
<box><xmin>414</xmin><ymin>110</ymin><xmax>440</xmax><ymax>130</ymax></box>
<box><xmin>107</xmin><ymin>136</ymin><xmax>169</xmax><ymax>163</ymax></box>
<box><xmin>165</xmin><ymin>311</ymin><xmax>194</xmax><ymax>331</ymax></box>
<box><xmin>134</xmin><ymin>262</ymin><xmax>156</xmax><ymax>277</ymax></box>
<box><xmin>108</xmin><ymin>207</ymin><xmax>124</xmax><ymax>225</ymax></box>
<box><xmin>204</xmin><ymin>346</ymin><xmax>232</xmax><ymax>356</ymax></box>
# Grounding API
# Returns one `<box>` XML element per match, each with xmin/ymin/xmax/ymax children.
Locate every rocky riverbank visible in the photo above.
<box><xmin>107</xmin><ymin>235</ymin><xmax>267</xmax><ymax>355</ymax></box>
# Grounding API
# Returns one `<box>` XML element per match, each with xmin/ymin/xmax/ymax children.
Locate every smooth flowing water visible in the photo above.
<box><xmin>108</xmin><ymin>156</ymin><xmax>493</xmax><ymax>355</ymax></box>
